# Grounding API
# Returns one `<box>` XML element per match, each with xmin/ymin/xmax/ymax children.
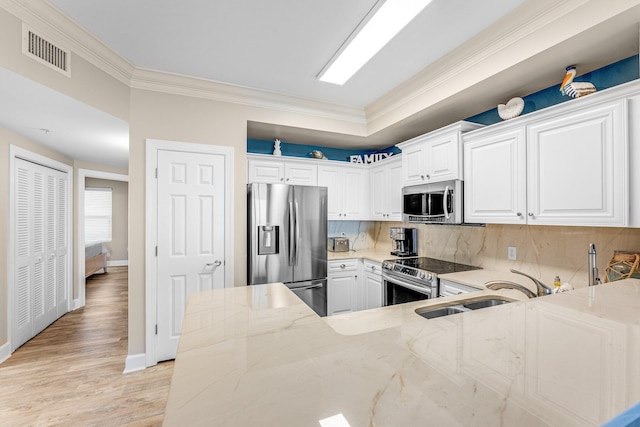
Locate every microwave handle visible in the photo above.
<box><xmin>443</xmin><ymin>185</ymin><xmax>451</xmax><ymax>220</ymax></box>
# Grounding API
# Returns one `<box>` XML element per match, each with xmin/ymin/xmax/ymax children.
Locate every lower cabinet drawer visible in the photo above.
<box><xmin>328</xmin><ymin>259</ymin><xmax>358</xmax><ymax>273</ymax></box>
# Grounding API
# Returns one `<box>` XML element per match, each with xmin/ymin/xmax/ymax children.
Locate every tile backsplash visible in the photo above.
<box><xmin>336</xmin><ymin>220</ymin><xmax>640</xmax><ymax>289</ymax></box>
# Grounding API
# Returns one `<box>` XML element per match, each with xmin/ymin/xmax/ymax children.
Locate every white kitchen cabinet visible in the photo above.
<box><xmin>526</xmin><ymin>100</ymin><xmax>627</xmax><ymax>226</ymax></box>
<box><xmin>400</xmin><ymin>141</ymin><xmax>427</xmax><ymax>187</ymax></box>
<box><xmin>463</xmin><ymin>127</ymin><xmax>527</xmax><ymax>224</ymax></box>
<box><xmin>327</xmin><ymin>260</ymin><xmax>358</xmax><ymax>316</ymax></box>
<box><xmin>362</xmin><ymin>260</ymin><xmax>383</xmax><ymax>310</ymax></box>
<box><xmin>464</xmin><ymin>98</ymin><xmax>628</xmax><ymax>227</ymax></box>
<box><xmin>318</xmin><ymin>164</ymin><xmax>369</xmax><ymax>220</ymax></box>
<box><xmin>398</xmin><ymin>121</ymin><xmax>483</xmax><ymax>187</ymax></box>
<box><xmin>247</xmin><ymin>156</ymin><xmax>317</xmax><ymax>186</ymax></box>
<box><xmin>370</xmin><ymin>156</ymin><xmax>403</xmax><ymax>220</ymax></box>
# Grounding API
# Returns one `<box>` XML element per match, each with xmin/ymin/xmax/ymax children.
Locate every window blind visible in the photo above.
<box><xmin>85</xmin><ymin>187</ymin><xmax>112</xmax><ymax>242</ymax></box>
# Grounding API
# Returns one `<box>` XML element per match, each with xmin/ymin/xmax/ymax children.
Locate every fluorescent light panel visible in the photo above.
<box><xmin>318</xmin><ymin>0</ymin><xmax>433</xmax><ymax>85</ymax></box>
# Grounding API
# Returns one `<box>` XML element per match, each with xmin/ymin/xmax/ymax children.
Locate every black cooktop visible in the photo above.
<box><xmin>387</xmin><ymin>257</ymin><xmax>480</xmax><ymax>275</ymax></box>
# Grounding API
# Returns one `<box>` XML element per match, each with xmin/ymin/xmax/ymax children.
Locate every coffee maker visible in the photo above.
<box><xmin>390</xmin><ymin>227</ymin><xmax>417</xmax><ymax>257</ymax></box>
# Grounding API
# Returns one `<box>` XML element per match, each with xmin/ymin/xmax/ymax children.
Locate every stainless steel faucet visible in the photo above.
<box><xmin>485</xmin><ymin>281</ymin><xmax>537</xmax><ymax>298</ymax></box>
<box><xmin>485</xmin><ymin>269</ymin><xmax>552</xmax><ymax>298</ymax></box>
<box><xmin>588</xmin><ymin>243</ymin><xmax>602</xmax><ymax>286</ymax></box>
<box><xmin>509</xmin><ymin>269</ymin><xmax>553</xmax><ymax>296</ymax></box>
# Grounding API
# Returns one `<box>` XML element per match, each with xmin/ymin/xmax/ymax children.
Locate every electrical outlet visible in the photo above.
<box><xmin>508</xmin><ymin>246</ymin><xmax>517</xmax><ymax>260</ymax></box>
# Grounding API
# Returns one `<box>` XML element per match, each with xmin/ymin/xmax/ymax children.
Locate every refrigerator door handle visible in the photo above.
<box><xmin>288</xmin><ymin>200</ymin><xmax>296</xmax><ymax>266</ymax></box>
<box><xmin>294</xmin><ymin>201</ymin><xmax>300</xmax><ymax>266</ymax></box>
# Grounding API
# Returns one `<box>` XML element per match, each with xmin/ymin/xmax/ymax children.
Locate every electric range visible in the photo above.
<box><xmin>381</xmin><ymin>257</ymin><xmax>481</xmax><ymax>305</ymax></box>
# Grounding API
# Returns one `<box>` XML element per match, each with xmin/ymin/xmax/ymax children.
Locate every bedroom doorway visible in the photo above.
<box><xmin>77</xmin><ymin>169</ymin><xmax>128</xmax><ymax>309</ymax></box>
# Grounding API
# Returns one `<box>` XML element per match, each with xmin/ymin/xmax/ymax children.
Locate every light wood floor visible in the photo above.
<box><xmin>0</xmin><ymin>267</ymin><xmax>174</xmax><ymax>426</ymax></box>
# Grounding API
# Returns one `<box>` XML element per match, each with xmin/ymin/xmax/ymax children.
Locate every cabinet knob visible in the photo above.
<box><xmin>286</xmin><ymin>178</ymin><xmax>290</xmax><ymax>181</ymax></box>
<box><xmin>426</xmin><ymin>174</ymin><xmax>431</xmax><ymax>179</ymax></box>
<box><xmin>340</xmin><ymin>264</ymin><xmax>346</xmax><ymax>269</ymax></box>
<box><xmin>421</xmin><ymin>175</ymin><xmax>425</xmax><ymax>180</ymax></box>
<box><xmin>528</xmin><ymin>212</ymin><xmax>534</xmax><ymax>217</ymax></box>
<box><xmin>517</xmin><ymin>212</ymin><xmax>522</xmax><ymax>217</ymax></box>
<box><xmin>280</xmin><ymin>178</ymin><xmax>284</xmax><ymax>181</ymax></box>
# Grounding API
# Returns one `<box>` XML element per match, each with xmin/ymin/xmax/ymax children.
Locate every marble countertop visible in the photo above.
<box><xmin>439</xmin><ymin>268</ymin><xmax>549</xmax><ymax>290</ymax></box>
<box><xmin>163</xmin><ymin>279</ymin><xmax>640</xmax><ymax>426</ymax></box>
<box><xmin>327</xmin><ymin>248</ymin><xmax>398</xmax><ymax>263</ymax></box>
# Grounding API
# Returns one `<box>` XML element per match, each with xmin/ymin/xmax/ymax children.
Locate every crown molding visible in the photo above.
<box><xmin>130</xmin><ymin>68</ymin><xmax>367</xmax><ymax>124</ymax></box>
<box><xmin>0</xmin><ymin>0</ymin><xmax>366</xmax><ymax>125</ymax></box>
<box><xmin>1</xmin><ymin>0</ymin><xmax>135</xmax><ymax>85</ymax></box>
<box><xmin>365</xmin><ymin>0</ymin><xmax>591</xmax><ymax>127</ymax></box>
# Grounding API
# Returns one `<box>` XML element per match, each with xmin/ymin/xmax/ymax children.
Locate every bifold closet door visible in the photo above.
<box><xmin>13</xmin><ymin>158</ymin><xmax>69</xmax><ymax>351</ymax></box>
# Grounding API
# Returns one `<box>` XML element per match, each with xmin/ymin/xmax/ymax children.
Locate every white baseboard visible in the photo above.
<box><xmin>0</xmin><ymin>341</ymin><xmax>11</xmax><ymax>364</ymax></box>
<box><xmin>72</xmin><ymin>297</ymin><xmax>84</xmax><ymax>310</ymax></box>
<box><xmin>108</xmin><ymin>260</ymin><xmax>129</xmax><ymax>267</ymax></box>
<box><xmin>123</xmin><ymin>353</ymin><xmax>146</xmax><ymax>374</ymax></box>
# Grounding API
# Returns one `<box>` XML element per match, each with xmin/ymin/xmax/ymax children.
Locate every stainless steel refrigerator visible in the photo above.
<box><xmin>247</xmin><ymin>183</ymin><xmax>328</xmax><ymax>316</ymax></box>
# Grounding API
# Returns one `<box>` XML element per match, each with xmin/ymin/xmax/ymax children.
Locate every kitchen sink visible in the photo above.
<box><xmin>415</xmin><ymin>296</ymin><xmax>514</xmax><ymax>320</ymax></box>
<box><xmin>417</xmin><ymin>306</ymin><xmax>467</xmax><ymax>319</ymax></box>
<box><xmin>462</xmin><ymin>298</ymin><xmax>511</xmax><ymax>310</ymax></box>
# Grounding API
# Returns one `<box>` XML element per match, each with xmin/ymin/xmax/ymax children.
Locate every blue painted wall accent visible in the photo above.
<box><xmin>247</xmin><ymin>138</ymin><xmax>400</xmax><ymax>162</ymax></box>
<box><xmin>247</xmin><ymin>55</ymin><xmax>638</xmax><ymax>159</ymax></box>
<box><xmin>466</xmin><ymin>55</ymin><xmax>639</xmax><ymax>126</ymax></box>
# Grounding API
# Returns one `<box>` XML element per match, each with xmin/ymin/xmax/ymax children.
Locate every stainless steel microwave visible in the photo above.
<box><xmin>402</xmin><ymin>180</ymin><xmax>463</xmax><ymax>224</ymax></box>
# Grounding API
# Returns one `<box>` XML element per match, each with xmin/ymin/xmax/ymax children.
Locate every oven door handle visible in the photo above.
<box><xmin>383</xmin><ymin>275</ymin><xmax>434</xmax><ymax>296</ymax></box>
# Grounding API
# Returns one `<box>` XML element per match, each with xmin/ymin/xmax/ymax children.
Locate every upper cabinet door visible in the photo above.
<box><xmin>369</xmin><ymin>164</ymin><xmax>387</xmax><ymax>220</ymax></box>
<box><xmin>284</xmin><ymin>163</ymin><xmax>317</xmax><ymax>186</ymax></box>
<box><xmin>342</xmin><ymin>167</ymin><xmax>369</xmax><ymax>220</ymax></box>
<box><xmin>463</xmin><ymin>127</ymin><xmax>527</xmax><ymax>224</ymax></box>
<box><xmin>425</xmin><ymin>134</ymin><xmax>461</xmax><ymax>182</ymax></box>
<box><xmin>526</xmin><ymin>100</ymin><xmax>628</xmax><ymax>226</ymax></box>
<box><xmin>247</xmin><ymin>157</ymin><xmax>318</xmax><ymax>186</ymax></box>
<box><xmin>399</xmin><ymin>122</ymin><xmax>482</xmax><ymax>187</ymax></box>
<box><xmin>318</xmin><ymin>164</ymin><xmax>369</xmax><ymax>220</ymax></box>
<box><xmin>317</xmin><ymin>165</ymin><xmax>343</xmax><ymax>219</ymax></box>
<box><xmin>401</xmin><ymin>142</ymin><xmax>427</xmax><ymax>187</ymax></box>
<box><xmin>369</xmin><ymin>158</ymin><xmax>402</xmax><ymax>221</ymax></box>
<box><xmin>387</xmin><ymin>160</ymin><xmax>404</xmax><ymax>220</ymax></box>
<box><xmin>248</xmin><ymin>159</ymin><xmax>285</xmax><ymax>183</ymax></box>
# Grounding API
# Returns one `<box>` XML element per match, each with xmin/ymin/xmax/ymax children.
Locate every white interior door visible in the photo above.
<box><xmin>156</xmin><ymin>149</ymin><xmax>226</xmax><ymax>361</ymax></box>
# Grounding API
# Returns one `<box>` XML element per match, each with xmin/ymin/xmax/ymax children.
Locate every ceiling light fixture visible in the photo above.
<box><xmin>318</xmin><ymin>0</ymin><xmax>433</xmax><ymax>86</ymax></box>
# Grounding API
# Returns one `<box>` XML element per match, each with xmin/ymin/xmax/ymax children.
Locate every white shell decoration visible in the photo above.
<box><xmin>497</xmin><ymin>97</ymin><xmax>525</xmax><ymax>120</ymax></box>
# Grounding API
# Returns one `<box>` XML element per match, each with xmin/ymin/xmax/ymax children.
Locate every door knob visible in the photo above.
<box><xmin>206</xmin><ymin>260</ymin><xmax>222</xmax><ymax>267</ymax></box>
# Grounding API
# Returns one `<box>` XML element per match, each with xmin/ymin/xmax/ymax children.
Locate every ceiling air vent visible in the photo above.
<box><xmin>22</xmin><ymin>24</ymin><xmax>71</xmax><ymax>77</ymax></box>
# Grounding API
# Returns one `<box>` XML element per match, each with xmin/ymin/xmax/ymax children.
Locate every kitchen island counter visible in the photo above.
<box><xmin>164</xmin><ymin>279</ymin><xmax>640</xmax><ymax>426</ymax></box>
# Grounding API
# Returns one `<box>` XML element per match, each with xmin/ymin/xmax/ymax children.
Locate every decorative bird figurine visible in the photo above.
<box><xmin>560</xmin><ymin>65</ymin><xmax>596</xmax><ymax>98</ymax></box>
<box><xmin>309</xmin><ymin>150</ymin><xmax>327</xmax><ymax>160</ymax></box>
